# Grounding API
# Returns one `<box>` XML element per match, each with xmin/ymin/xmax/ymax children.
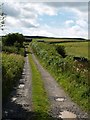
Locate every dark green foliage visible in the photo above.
<box><xmin>55</xmin><ymin>45</ymin><xmax>66</xmax><ymax>58</ymax></box>
<box><xmin>2</xmin><ymin>33</ymin><xmax>25</xmax><ymax>47</ymax></box>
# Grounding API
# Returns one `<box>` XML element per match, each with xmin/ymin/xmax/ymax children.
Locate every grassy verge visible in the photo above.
<box><xmin>28</xmin><ymin>47</ymin><xmax>52</xmax><ymax>120</ymax></box>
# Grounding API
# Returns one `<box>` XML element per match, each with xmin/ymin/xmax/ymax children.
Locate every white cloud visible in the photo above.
<box><xmin>3</xmin><ymin>2</ymin><xmax>21</xmax><ymax>17</ymax></box>
<box><xmin>76</xmin><ymin>19</ymin><xmax>87</xmax><ymax>28</ymax></box>
<box><xmin>2</xmin><ymin>0</ymin><xmax>89</xmax><ymax>2</ymax></box>
<box><xmin>6</xmin><ymin>16</ymin><xmax>22</xmax><ymax>27</ymax></box>
<box><xmin>65</xmin><ymin>20</ymin><xmax>74</xmax><ymax>27</ymax></box>
<box><xmin>45</xmin><ymin>2</ymin><xmax>88</xmax><ymax>12</ymax></box>
<box><xmin>1</xmin><ymin>2</ymin><xmax>88</xmax><ymax>39</ymax></box>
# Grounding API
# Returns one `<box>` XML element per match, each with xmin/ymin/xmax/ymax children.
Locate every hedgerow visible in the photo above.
<box><xmin>31</xmin><ymin>41</ymin><xmax>89</xmax><ymax>111</ymax></box>
<box><xmin>2</xmin><ymin>53</ymin><xmax>24</xmax><ymax>102</ymax></box>
<box><xmin>2</xmin><ymin>46</ymin><xmax>25</xmax><ymax>56</ymax></box>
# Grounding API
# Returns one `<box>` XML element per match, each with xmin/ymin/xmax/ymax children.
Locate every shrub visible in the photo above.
<box><xmin>2</xmin><ymin>46</ymin><xmax>25</xmax><ymax>56</ymax></box>
<box><xmin>2</xmin><ymin>33</ymin><xmax>25</xmax><ymax>47</ymax></box>
<box><xmin>55</xmin><ymin>45</ymin><xmax>66</xmax><ymax>58</ymax></box>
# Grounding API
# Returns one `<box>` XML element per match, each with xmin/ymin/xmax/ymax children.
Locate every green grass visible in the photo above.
<box><xmin>58</xmin><ymin>42</ymin><xmax>89</xmax><ymax>59</ymax></box>
<box><xmin>56</xmin><ymin>74</ymin><xmax>89</xmax><ymax>112</ymax></box>
<box><xmin>28</xmin><ymin>47</ymin><xmax>52</xmax><ymax>120</ymax></box>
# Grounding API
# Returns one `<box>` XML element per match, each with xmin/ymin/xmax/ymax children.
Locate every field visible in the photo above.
<box><xmin>58</xmin><ymin>42</ymin><xmax>88</xmax><ymax>59</ymax></box>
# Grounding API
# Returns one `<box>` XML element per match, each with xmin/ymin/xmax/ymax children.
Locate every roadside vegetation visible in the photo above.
<box><xmin>2</xmin><ymin>33</ymin><xmax>25</xmax><ymax>102</ymax></box>
<box><xmin>2</xmin><ymin>53</ymin><xmax>24</xmax><ymax>102</ymax></box>
<box><xmin>31</xmin><ymin>41</ymin><xmax>89</xmax><ymax>112</ymax></box>
<box><xmin>28</xmin><ymin>47</ymin><xmax>52</xmax><ymax>120</ymax></box>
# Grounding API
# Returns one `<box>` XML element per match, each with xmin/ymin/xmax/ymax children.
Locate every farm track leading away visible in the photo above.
<box><xmin>2</xmin><ymin>49</ymin><xmax>88</xmax><ymax>120</ymax></box>
<box><xmin>31</xmin><ymin>50</ymin><xmax>88</xmax><ymax>119</ymax></box>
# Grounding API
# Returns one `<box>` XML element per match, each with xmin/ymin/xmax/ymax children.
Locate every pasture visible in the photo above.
<box><xmin>58</xmin><ymin>42</ymin><xmax>89</xmax><ymax>59</ymax></box>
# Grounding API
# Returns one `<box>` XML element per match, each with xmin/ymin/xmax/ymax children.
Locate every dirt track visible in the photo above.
<box><xmin>2</xmin><ymin>51</ymin><xmax>88</xmax><ymax>120</ymax></box>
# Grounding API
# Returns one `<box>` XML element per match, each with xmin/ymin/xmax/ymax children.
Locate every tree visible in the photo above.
<box><xmin>3</xmin><ymin>33</ymin><xmax>25</xmax><ymax>47</ymax></box>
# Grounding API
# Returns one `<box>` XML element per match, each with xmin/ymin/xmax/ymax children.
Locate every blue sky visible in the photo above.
<box><xmin>0</xmin><ymin>1</ymin><xmax>88</xmax><ymax>38</ymax></box>
<box><xmin>38</xmin><ymin>10</ymin><xmax>76</xmax><ymax>28</ymax></box>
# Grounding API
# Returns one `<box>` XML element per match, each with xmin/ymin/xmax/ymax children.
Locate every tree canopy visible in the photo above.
<box><xmin>3</xmin><ymin>33</ymin><xmax>25</xmax><ymax>47</ymax></box>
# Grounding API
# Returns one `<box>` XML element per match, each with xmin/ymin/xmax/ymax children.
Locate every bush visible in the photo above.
<box><xmin>2</xmin><ymin>33</ymin><xmax>25</xmax><ymax>47</ymax></box>
<box><xmin>2</xmin><ymin>46</ymin><xmax>25</xmax><ymax>56</ymax></box>
<box><xmin>55</xmin><ymin>45</ymin><xmax>66</xmax><ymax>58</ymax></box>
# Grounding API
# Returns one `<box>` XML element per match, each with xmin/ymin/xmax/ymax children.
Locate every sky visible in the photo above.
<box><xmin>0</xmin><ymin>0</ymin><xmax>89</xmax><ymax>39</ymax></box>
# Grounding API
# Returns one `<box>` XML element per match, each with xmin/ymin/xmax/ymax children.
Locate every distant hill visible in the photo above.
<box><xmin>1</xmin><ymin>35</ymin><xmax>89</xmax><ymax>41</ymax></box>
<box><xmin>24</xmin><ymin>36</ymin><xmax>87</xmax><ymax>40</ymax></box>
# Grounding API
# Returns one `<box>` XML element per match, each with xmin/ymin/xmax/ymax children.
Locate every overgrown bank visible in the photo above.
<box><xmin>2</xmin><ymin>53</ymin><xmax>24</xmax><ymax>102</ymax></box>
<box><xmin>28</xmin><ymin>47</ymin><xmax>52</xmax><ymax>120</ymax></box>
<box><xmin>2</xmin><ymin>33</ymin><xmax>25</xmax><ymax>102</ymax></box>
<box><xmin>31</xmin><ymin>41</ymin><xmax>89</xmax><ymax>112</ymax></box>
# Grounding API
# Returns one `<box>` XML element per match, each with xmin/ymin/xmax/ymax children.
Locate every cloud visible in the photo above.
<box><xmin>1</xmin><ymin>2</ymin><xmax>88</xmax><ymax>39</ymax></box>
<box><xmin>22</xmin><ymin>3</ymin><xmax>58</xmax><ymax>16</ymax></box>
<box><xmin>65</xmin><ymin>20</ymin><xmax>74</xmax><ymax>27</ymax></box>
<box><xmin>6</xmin><ymin>16</ymin><xmax>22</xmax><ymax>27</ymax></box>
<box><xmin>76</xmin><ymin>19</ymin><xmax>87</xmax><ymax>28</ymax></box>
<box><xmin>45</xmin><ymin>2</ymin><xmax>88</xmax><ymax>12</ymax></box>
<box><xmin>2</xmin><ymin>0</ymin><xmax>89</xmax><ymax>3</ymax></box>
<box><xmin>2</xmin><ymin>2</ymin><xmax>21</xmax><ymax>17</ymax></box>
<box><xmin>20</xmin><ymin>19</ymin><xmax>39</xmax><ymax>28</ymax></box>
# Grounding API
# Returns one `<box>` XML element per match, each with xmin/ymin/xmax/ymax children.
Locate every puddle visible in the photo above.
<box><xmin>18</xmin><ymin>84</ymin><xmax>24</xmax><ymax>88</ymax></box>
<box><xmin>5</xmin><ymin>111</ymin><xmax>8</xmax><ymax>115</ymax></box>
<box><xmin>11</xmin><ymin>97</ymin><xmax>17</xmax><ymax>102</ymax></box>
<box><xmin>55</xmin><ymin>97</ymin><xmax>65</xmax><ymax>102</ymax></box>
<box><xmin>59</xmin><ymin>110</ymin><xmax>77</xmax><ymax>118</ymax></box>
<box><xmin>22</xmin><ymin>72</ymin><xmax>25</xmax><ymax>75</ymax></box>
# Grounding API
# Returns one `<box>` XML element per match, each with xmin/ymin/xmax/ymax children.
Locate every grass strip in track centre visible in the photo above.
<box><xmin>28</xmin><ymin>48</ymin><xmax>53</xmax><ymax>120</ymax></box>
